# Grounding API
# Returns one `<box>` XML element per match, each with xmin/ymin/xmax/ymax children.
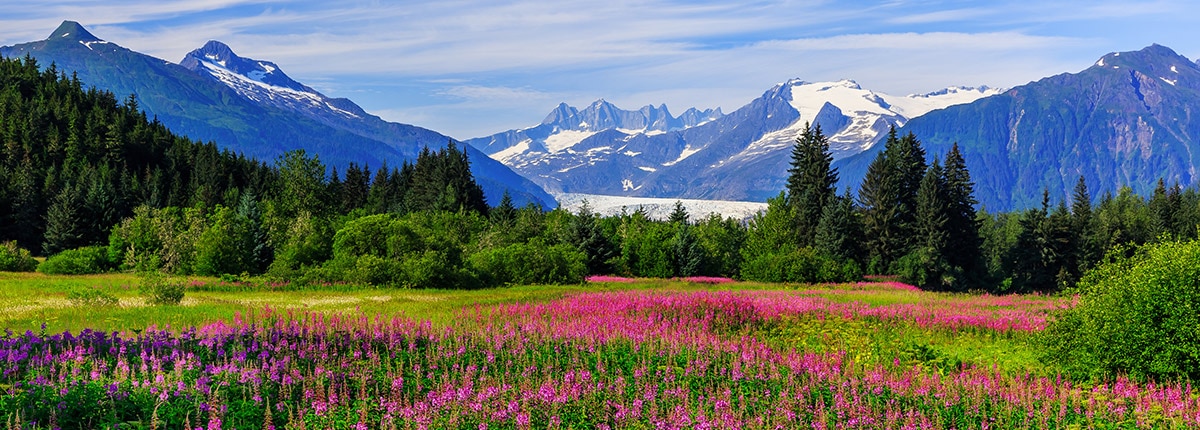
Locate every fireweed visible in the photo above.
<box><xmin>0</xmin><ymin>285</ymin><xmax>1195</xmax><ymax>429</ymax></box>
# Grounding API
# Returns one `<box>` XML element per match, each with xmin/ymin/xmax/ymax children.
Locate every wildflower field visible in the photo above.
<box><xmin>1</xmin><ymin>274</ymin><xmax>1198</xmax><ymax>429</ymax></box>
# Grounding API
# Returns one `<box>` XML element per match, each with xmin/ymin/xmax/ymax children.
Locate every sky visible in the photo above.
<box><xmin>2</xmin><ymin>1</ymin><xmax>1198</xmax><ymax>139</ymax></box>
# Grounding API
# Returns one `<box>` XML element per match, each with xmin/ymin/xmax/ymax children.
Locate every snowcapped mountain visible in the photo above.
<box><xmin>837</xmin><ymin>44</ymin><xmax>1200</xmax><ymax>211</ymax></box>
<box><xmin>467</xmin><ymin>79</ymin><xmax>1000</xmax><ymax>201</ymax></box>
<box><xmin>0</xmin><ymin>21</ymin><xmax>554</xmax><ymax>208</ymax></box>
<box><xmin>468</xmin><ymin>100</ymin><xmax>722</xmax><ymax>181</ymax></box>
<box><xmin>181</xmin><ymin>41</ymin><xmax>369</xmax><ymax>123</ymax></box>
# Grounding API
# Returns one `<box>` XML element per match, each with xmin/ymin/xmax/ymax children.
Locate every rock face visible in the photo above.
<box><xmin>468</xmin><ymin>80</ymin><xmax>998</xmax><ymax>202</ymax></box>
<box><xmin>1</xmin><ymin>21</ymin><xmax>554</xmax><ymax>208</ymax></box>
<box><xmin>837</xmin><ymin>44</ymin><xmax>1200</xmax><ymax>211</ymax></box>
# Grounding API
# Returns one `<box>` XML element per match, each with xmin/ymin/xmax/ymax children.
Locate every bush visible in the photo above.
<box><xmin>1042</xmin><ymin>239</ymin><xmax>1200</xmax><ymax>382</ymax></box>
<box><xmin>470</xmin><ymin>241</ymin><xmax>587</xmax><ymax>286</ymax></box>
<box><xmin>739</xmin><ymin>247</ymin><xmax>857</xmax><ymax>283</ymax></box>
<box><xmin>0</xmin><ymin>241</ymin><xmax>38</xmax><ymax>272</ymax></box>
<box><xmin>37</xmin><ymin>246</ymin><xmax>114</xmax><ymax>275</ymax></box>
<box><xmin>66</xmin><ymin>286</ymin><xmax>119</xmax><ymax>307</ymax></box>
<box><xmin>139</xmin><ymin>271</ymin><xmax>185</xmax><ymax>305</ymax></box>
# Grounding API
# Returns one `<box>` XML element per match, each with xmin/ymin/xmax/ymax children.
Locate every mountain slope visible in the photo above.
<box><xmin>0</xmin><ymin>21</ymin><xmax>553</xmax><ymax>208</ymax></box>
<box><xmin>470</xmin><ymin>80</ymin><xmax>999</xmax><ymax>201</ymax></box>
<box><xmin>837</xmin><ymin>44</ymin><xmax>1200</xmax><ymax>211</ymax></box>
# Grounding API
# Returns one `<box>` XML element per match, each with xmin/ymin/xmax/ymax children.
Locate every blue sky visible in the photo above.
<box><xmin>2</xmin><ymin>1</ymin><xmax>1198</xmax><ymax>139</ymax></box>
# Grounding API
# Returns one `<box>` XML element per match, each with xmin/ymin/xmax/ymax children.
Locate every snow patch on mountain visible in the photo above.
<box><xmin>740</xmin><ymin>80</ymin><xmax>1001</xmax><ymax>161</ymax></box>
<box><xmin>196</xmin><ymin>60</ymin><xmax>360</xmax><ymax>119</ymax></box>
<box><xmin>663</xmin><ymin>145</ymin><xmax>701</xmax><ymax>167</ymax></box>
<box><xmin>79</xmin><ymin>40</ymin><xmax>109</xmax><ymax>50</ymax></box>
<box><xmin>544</xmin><ymin>130</ymin><xmax>597</xmax><ymax>153</ymax></box>
<box><xmin>491</xmin><ymin>138</ymin><xmax>534</xmax><ymax>163</ymax></box>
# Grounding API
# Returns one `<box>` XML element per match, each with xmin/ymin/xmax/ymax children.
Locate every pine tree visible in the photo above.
<box><xmin>566</xmin><ymin>201</ymin><xmax>616</xmax><ymax>274</ymax></box>
<box><xmin>858</xmin><ymin>149</ymin><xmax>901</xmax><ymax>273</ymax></box>
<box><xmin>43</xmin><ymin>184</ymin><xmax>85</xmax><ymax>255</ymax></box>
<box><xmin>491</xmin><ymin>191</ymin><xmax>518</xmax><ymax>226</ymax></box>
<box><xmin>404</xmin><ymin>142</ymin><xmax>488</xmax><ymax>214</ymax></box>
<box><xmin>858</xmin><ymin>128</ymin><xmax>928</xmax><ymax>273</ymax></box>
<box><xmin>785</xmin><ymin>123</ymin><xmax>837</xmax><ymax>247</ymax></box>
<box><xmin>814</xmin><ymin>191</ymin><xmax>863</xmax><ymax>265</ymax></box>
<box><xmin>910</xmin><ymin>159</ymin><xmax>951</xmax><ymax>290</ymax></box>
<box><xmin>1070</xmin><ymin>175</ymin><xmax>1100</xmax><ymax>275</ymax></box>
<box><xmin>1071</xmin><ymin>175</ymin><xmax>1092</xmax><ymax>218</ymax></box>
<box><xmin>671</xmin><ymin>222</ymin><xmax>704</xmax><ymax>277</ymax></box>
<box><xmin>366</xmin><ymin>163</ymin><xmax>393</xmax><ymax>214</ymax></box>
<box><xmin>341</xmin><ymin>162</ymin><xmax>370</xmax><ymax>213</ymax></box>
<box><xmin>668</xmin><ymin>201</ymin><xmax>690</xmax><ymax>225</ymax></box>
<box><xmin>236</xmin><ymin>192</ymin><xmax>272</xmax><ymax>274</ymax></box>
<box><xmin>893</xmin><ymin>131</ymin><xmax>928</xmax><ymax>244</ymax></box>
<box><xmin>940</xmin><ymin>143</ymin><xmax>982</xmax><ymax>284</ymax></box>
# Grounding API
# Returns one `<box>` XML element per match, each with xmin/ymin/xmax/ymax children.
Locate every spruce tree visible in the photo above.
<box><xmin>565</xmin><ymin>201</ymin><xmax>616</xmax><ymax>274</ymax></box>
<box><xmin>366</xmin><ymin>163</ymin><xmax>393</xmax><ymax>214</ymax></box>
<box><xmin>491</xmin><ymin>191</ymin><xmax>518</xmax><ymax>226</ymax></box>
<box><xmin>857</xmin><ymin>128</ymin><xmax>928</xmax><ymax>274</ymax></box>
<box><xmin>43</xmin><ymin>184</ymin><xmax>84</xmax><ymax>255</ymax></box>
<box><xmin>941</xmin><ymin>143</ymin><xmax>982</xmax><ymax>285</ymax></box>
<box><xmin>341</xmin><ymin>162</ymin><xmax>370</xmax><ymax>213</ymax></box>
<box><xmin>893</xmin><ymin>132</ymin><xmax>928</xmax><ymax>245</ymax></box>
<box><xmin>671</xmin><ymin>222</ymin><xmax>704</xmax><ymax>277</ymax></box>
<box><xmin>911</xmin><ymin>159</ymin><xmax>951</xmax><ymax>290</ymax></box>
<box><xmin>785</xmin><ymin>123</ymin><xmax>837</xmax><ymax>247</ymax></box>
<box><xmin>1071</xmin><ymin>175</ymin><xmax>1092</xmax><ymax>218</ymax></box>
<box><xmin>1070</xmin><ymin>175</ymin><xmax>1100</xmax><ymax>274</ymax></box>
<box><xmin>814</xmin><ymin>191</ymin><xmax>863</xmax><ymax>264</ymax></box>
<box><xmin>668</xmin><ymin>201</ymin><xmax>690</xmax><ymax>225</ymax></box>
<box><xmin>858</xmin><ymin>149</ymin><xmax>900</xmax><ymax>273</ymax></box>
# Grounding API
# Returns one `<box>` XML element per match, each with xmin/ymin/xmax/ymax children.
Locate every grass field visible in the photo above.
<box><xmin>1</xmin><ymin>273</ymin><xmax>1195</xmax><ymax>428</ymax></box>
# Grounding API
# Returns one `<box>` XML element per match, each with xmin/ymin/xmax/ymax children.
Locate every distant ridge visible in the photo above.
<box><xmin>468</xmin><ymin>80</ymin><xmax>999</xmax><ymax>201</ymax></box>
<box><xmin>837</xmin><ymin>44</ymin><xmax>1200</xmax><ymax>210</ymax></box>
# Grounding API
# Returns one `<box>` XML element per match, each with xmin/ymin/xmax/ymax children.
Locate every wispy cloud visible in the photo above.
<box><xmin>888</xmin><ymin>8</ymin><xmax>996</xmax><ymax>25</ymax></box>
<box><xmin>438</xmin><ymin>85</ymin><xmax>557</xmax><ymax>102</ymax></box>
<box><xmin>753</xmin><ymin>32</ymin><xmax>1085</xmax><ymax>52</ymax></box>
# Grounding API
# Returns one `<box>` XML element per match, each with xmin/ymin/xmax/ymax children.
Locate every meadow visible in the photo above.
<box><xmin>1</xmin><ymin>274</ymin><xmax>1196</xmax><ymax>429</ymax></box>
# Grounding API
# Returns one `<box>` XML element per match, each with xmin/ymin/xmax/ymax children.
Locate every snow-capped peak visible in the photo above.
<box><xmin>181</xmin><ymin>41</ymin><xmax>363</xmax><ymax>120</ymax></box>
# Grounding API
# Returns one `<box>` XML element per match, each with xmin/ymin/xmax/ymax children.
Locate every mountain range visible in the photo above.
<box><xmin>6</xmin><ymin>22</ymin><xmax>1200</xmax><ymax>213</ymax></box>
<box><xmin>466</xmin><ymin>80</ymin><xmax>1000</xmax><ymax>201</ymax></box>
<box><xmin>0</xmin><ymin>21</ymin><xmax>554</xmax><ymax>208</ymax></box>
<box><xmin>837</xmin><ymin>44</ymin><xmax>1200</xmax><ymax>210</ymax></box>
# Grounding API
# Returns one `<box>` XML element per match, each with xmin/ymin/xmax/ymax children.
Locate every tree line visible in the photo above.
<box><xmin>3</xmin><ymin>54</ymin><xmax>1199</xmax><ymax>292</ymax></box>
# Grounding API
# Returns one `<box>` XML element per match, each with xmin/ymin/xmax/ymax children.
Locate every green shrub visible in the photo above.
<box><xmin>66</xmin><ymin>286</ymin><xmax>119</xmax><ymax>307</ymax></box>
<box><xmin>139</xmin><ymin>271</ymin><xmax>185</xmax><ymax>305</ymax></box>
<box><xmin>470</xmin><ymin>241</ymin><xmax>587</xmax><ymax>286</ymax></box>
<box><xmin>37</xmin><ymin>246</ymin><xmax>114</xmax><ymax>275</ymax></box>
<box><xmin>739</xmin><ymin>247</ymin><xmax>857</xmax><ymax>283</ymax></box>
<box><xmin>1042</xmin><ymin>239</ymin><xmax>1200</xmax><ymax>382</ymax></box>
<box><xmin>0</xmin><ymin>241</ymin><xmax>38</xmax><ymax>272</ymax></box>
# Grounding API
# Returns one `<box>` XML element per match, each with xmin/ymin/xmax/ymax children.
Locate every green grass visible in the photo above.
<box><xmin>757</xmin><ymin>314</ymin><xmax>1046</xmax><ymax>377</ymax></box>
<box><xmin>0</xmin><ymin>273</ymin><xmax>706</xmax><ymax>334</ymax></box>
<box><xmin>0</xmin><ymin>272</ymin><xmax>1051</xmax><ymax>378</ymax></box>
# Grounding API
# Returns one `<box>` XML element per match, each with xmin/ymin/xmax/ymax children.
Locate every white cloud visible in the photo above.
<box><xmin>438</xmin><ymin>85</ymin><xmax>556</xmax><ymax>102</ymax></box>
<box><xmin>753</xmin><ymin>32</ymin><xmax>1084</xmax><ymax>52</ymax></box>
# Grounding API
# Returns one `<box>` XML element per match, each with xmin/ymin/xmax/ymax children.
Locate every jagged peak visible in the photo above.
<box><xmin>49</xmin><ymin>21</ymin><xmax>100</xmax><ymax>42</ymax></box>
